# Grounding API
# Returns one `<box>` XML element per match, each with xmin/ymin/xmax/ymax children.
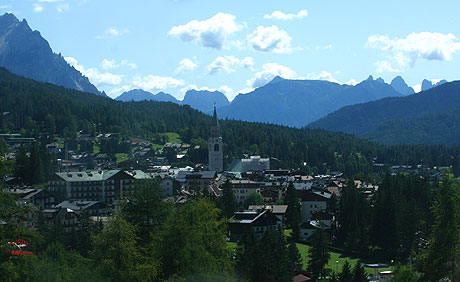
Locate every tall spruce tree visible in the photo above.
<box><xmin>352</xmin><ymin>263</ymin><xmax>368</xmax><ymax>282</ymax></box>
<box><xmin>307</xmin><ymin>228</ymin><xmax>331</xmax><ymax>279</ymax></box>
<box><xmin>288</xmin><ymin>240</ymin><xmax>303</xmax><ymax>271</ymax></box>
<box><xmin>420</xmin><ymin>175</ymin><xmax>460</xmax><ymax>281</ymax></box>
<box><xmin>220</xmin><ymin>180</ymin><xmax>237</xmax><ymax>218</ymax></box>
<box><xmin>285</xmin><ymin>182</ymin><xmax>301</xmax><ymax>242</ymax></box>
<box><xmin>338</xmin><ymin>261</ymin><xmax>352</xmax><ymax>282</ymax></box>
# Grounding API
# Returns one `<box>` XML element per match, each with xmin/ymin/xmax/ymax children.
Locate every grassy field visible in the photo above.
<box><xmin>226</xmin><ymin>241</ymin><xmax>391</xmax><ymax>276</ymax></box>
<box><xmin>115</xmin><ymin>153</ymin><xmax>129</xmax><ymax>164</ymax></box>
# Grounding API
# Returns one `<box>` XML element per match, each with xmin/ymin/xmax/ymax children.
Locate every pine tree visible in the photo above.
<box><xmin>285</xmin><ymin>182</ymin><xmax>301</xmax><ymax>242</ymax></box>
<box><xmin>420</xmin><ymin>175</ymin><xmax>460</xmax><ymax>281</ymax></box>
<box><xmin>307</xmin><ymin>228</ymin><xmax>331</xmax><ymax>279</ymax></box>
<box><xmin>287</xmin><ymin>240</ymin><xmax>303</xmax><ymax>271</ymax></box>
<box><xmin>338</xmin><ymin>261</ymin><xmax>352</xmax><ymax>282</ymax></box>
<box><xmin>352</xmin><ymin>263</ymin><xmax>368</xmax><ymax>282</ymax></box>
<box><xmin>220</xmin><ymin>180</ymin><xmax>237</xmax><ymax>218</ymax></box>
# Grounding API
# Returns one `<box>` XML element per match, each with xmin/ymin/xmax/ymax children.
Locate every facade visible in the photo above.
<box><xmin>298</xmin><ymin>190</ymin><xmax>331</xmax><ymax>222</ymax></box>
<box><xmin>47</xmin><ymin>170</ymin><xmax>151</xmax><ymax>205</ymax></box>
<box><xmin>231</xmin><ymin>180</ymin><xmax>262</xmax><ymax>204</ymax></box>
<box><xmin>229</xmin><ymin>209</ymin><xmax>280</xmax><ymax>241</ymax></box>
<box><xmin>177</xmin><ymin>170</ymin><xmax>217</xmax><ymax>192</ymax></box>
<box><xmin>208</xmin><ymin>106</ymin><xmax>223</xmax><ymax>172</ymax></box>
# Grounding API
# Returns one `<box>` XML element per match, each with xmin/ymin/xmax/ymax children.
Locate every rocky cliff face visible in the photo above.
<box><xmin>0</xmin><ymin>13</ymin><xmax>102</xmax><ymax>95</ymax></box>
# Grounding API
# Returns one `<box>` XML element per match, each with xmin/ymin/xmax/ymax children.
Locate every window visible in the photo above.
<box><xmin>214</xmin><ymin>144</ymin><xmax>219</xmax><ymax>152</ymax></box>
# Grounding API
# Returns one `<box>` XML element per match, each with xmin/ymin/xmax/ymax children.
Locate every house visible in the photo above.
<box><xmin>298</xmin><ymin>190</ymin><xmax>331</xmax><ymax>222</ymax></box>
<box><xmin>248</xmin><ymin>205</ymin><xmax>288</xmax><ymax>228</ymax></box>
<box><xmin>55</xmin><ymin>200</ymin><xmax>106</xmax><ymax>216</ymax></box>
<box><xmin>42</xmin><ymin>207</ymin><xmax>79</xmax><ymax>233</ymax></box>
<box><xmin>231</xmin><ymin>179</ymin><xmax>263</xmax><ymax>204</ymax></box>
<box><xmin>6</xmin><ymin>187</ymin><xmax>55</xmax><ymax>210</ymax></box>
<box><xmin>229</xmin><ymin>209</ymin><xmax>280</xmax><ymax>241</ymax></box>
<box><xmin>176</xmin><ymin>170</ymin><xmax>217</xmax><ymax>192</ymax></box>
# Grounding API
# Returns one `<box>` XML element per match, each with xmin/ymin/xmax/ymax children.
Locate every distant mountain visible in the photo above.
<box><xmin>218</xmin><ymin>75</ymin><xmax>403</xmax><ymax>127</ymax></box>
<box><xmin>391</xmin><ymin>76</ymin><xmax>414</xmax><ymax>95</ymax></box>
<box><xmin>115</xmin><ymin>89</ymin><xmax>178</xmax><ymax>103</ymax></box>
<box><xmin>421</xmin><ymin>79</ymin><xmax>447</xmax><ymax>91</ymax></box>
<box><xmin>0</xmin><ymin>13</ymin><xmax>102</xmax><ymax>95</ymax></box>
<box><xmin>155</xmin><ymin>91</ymin><xmax>179</xmax><ymax>103</ymax></box>
<box><xmin>308</xmin><ymin>81</ymin><xmax>460</xmax><ymax>137</ymax></box>
<box><xmin>181</xmin><ymin>90</ymin><xmax>230</xmax><ymax>113</ymax></box>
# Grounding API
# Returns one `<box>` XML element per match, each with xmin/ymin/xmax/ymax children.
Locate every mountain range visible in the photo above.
<box><xmin>308</xmin><ymin>81</ymin><xmax>460</xmax><ymax>144</ymax></box>
<box><xmin>115</xmin><ymin>88</ymin><xmax>230</xmax><ymax>113</ymax></box>
<box><xmin>0</xmin><ymin>13</ymin><xmax>102</xmax><ymax>96</ymax></box>
<box><xmin>217</xmin><ymin>75</ymin><xmax>406</xmax><ymax>127</ymax></box>
<box><xmin>115</xmin><ymin>89</ymin><xmax>178</xmax><ymax>103</ymax></box>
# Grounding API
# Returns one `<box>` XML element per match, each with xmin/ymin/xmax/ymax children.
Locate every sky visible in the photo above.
<box><xmin>2</xmin><ymin>0</ymin><xmax>460</xmax><ymax>100</ymax></box>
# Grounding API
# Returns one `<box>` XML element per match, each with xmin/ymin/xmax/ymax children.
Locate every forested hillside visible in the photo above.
<box><xmin>2</xmin><ymin>67</ymin><xmax>460</xmax><ymax>174</ymax></box>
<box><xmin>308</xmin><ymin>81</ymin><xmax>460</xmax><ymax>136</ymax></box>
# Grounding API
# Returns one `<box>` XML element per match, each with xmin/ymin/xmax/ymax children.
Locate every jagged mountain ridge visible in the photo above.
<box><xmin>217</xmin><ymin>75</ymin><xmax>403</xmax><ymax>127</ymax></box>
<box><xmin>0</xmin><ymin>13</ymin><xmax>102</xmax><ymax>96</ymax></box>
<box><xmin>307</xmin><ymin>81</ymin><xmax>460</xmax><ymax>137</ymax></box>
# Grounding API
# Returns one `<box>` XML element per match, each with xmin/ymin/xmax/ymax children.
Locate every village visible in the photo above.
<box><xmin>0</xmin><ymin>109</ymin><xmax>450</xmax><ymax>281</ymax></box>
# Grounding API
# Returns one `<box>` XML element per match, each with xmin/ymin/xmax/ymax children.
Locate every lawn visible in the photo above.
<box><xmin>226</xmin><ymin>240</ymin><xmax>391</xmax><ymax>276</ymax></box>
<box><xmin>115</xmin><ymin>153</ymin><xmax>129</xmax><ymax>164</ymax></box>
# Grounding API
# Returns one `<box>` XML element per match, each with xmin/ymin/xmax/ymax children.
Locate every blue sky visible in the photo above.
<box><xmin>2</xmin><ymin>0</ymin><xmax>460</xmax><ymax>99</ymax></box>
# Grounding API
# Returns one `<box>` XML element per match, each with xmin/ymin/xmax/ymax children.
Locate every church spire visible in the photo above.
<box><xmin>212</xmin><ymin>104</ymin><xmax>219</xmax><ymax>126</ymax></box>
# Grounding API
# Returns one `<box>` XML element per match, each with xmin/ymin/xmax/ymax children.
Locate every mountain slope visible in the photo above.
<box><xmin>2</xmin><ymin>66</ymin><xmax>460</xmax><ymax>171</ymax></box>
<box><xmin>115</xmin><ymin>89</ymin><xmax>178</xmax><ymax>103</ymax></box>
<box><xmin>181</xmin><ymin>89</ymin><xmax>230</xmax><ymax>113</ymax></box>
<box><xmin>218</xmin><ymin>76</ymin><xmax>403</xmax><ymax>127</ymax></box>
<box><xmin>363</xmin><ymin>105</ymin><xmax>460</xmax><ymax>145</ymax></box>
<box><xmin>0</xmin><ymin>13</ymin><xmax>101</xmax><ymax>95</ymax></box>
<box><xmin>308</xmin><ymin>81</ymin><xmax>460</xmax><ymax>135</ymax></box>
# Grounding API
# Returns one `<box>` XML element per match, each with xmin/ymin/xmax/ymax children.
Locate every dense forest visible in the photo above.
<box><xmin>2</xmin><ymin>67</ymin><xmax>460</xmax><ymax>176</ymax></box>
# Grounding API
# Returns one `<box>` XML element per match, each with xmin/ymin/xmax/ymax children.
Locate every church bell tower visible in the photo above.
<box><xmin>208</xmin><ymin>106</ymin><xmax>223</xmax><ymax>172</ymax></box>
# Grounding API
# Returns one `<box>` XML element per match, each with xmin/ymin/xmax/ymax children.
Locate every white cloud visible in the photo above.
<box><xmin>121</xmin><ymin>60</ymin><xmax>137</xmax><ymax>69</ymax></box>
<box><xmin>33</xmin><ymin>3</ymin><xmax>44</xmax><ymax>13</ymax></box>
<box><xmin>247</xmin><ymin>63</ymin><xmax>297</xmax><ymax>88</ymax></box>
<box><xmin>179</xmin><ymin>84</ymin><xmax>236</xmax><ymax>101</ymax></box>
<box><xmin>168</xmin><ymin>12</ymin><xmax>241</xmax><ymax>50</ymax></box>
<box><xmin>367</xmin><ymin>32</ymin><xmax>460</xmax><ymax>72</ymax></box>
<box><xmin>412</xmin><ymin>84</ymin><xmax>422</xmax><ymax>93</ymax></box>
<box><xmin>264</xmin><ymin>9</ymin><xmax>307</xmax><ymax>20</ymax></box>
<box><xmin>39</xmin><ymin>0</ymin><xmax>63</xmax><ymax>2</ymax></box>
<box><xmin>96</xmin><ymin>27</ymin><xmax>129</xmax><ymax>39</ymax></box>
<box><xmin>176</xmin><ymin>58</ymin><xmax>198</xmax><ymax>73</ymax></box>
<box><xmin>100</xmin><ymin>59</ymin><xmax>137</xmax><ymax>70</ymax></box>
<box><xmin>101</xmin><ymin>59</ymin><xmax>118</xmax><ymax>70</ymax></box>
<box><xmin>108</xmin><ymin>85</ymin><xmax>134</xmax><ymax>98</ymax></box>
<box><xmin>0</xmin><ymin>5</ymin><xmax>11</xmax><ymax>9</ymax></box>
<box><xmin>345</xmin><ymin>79</ymin><xmax>358</xmax><ymax>86</ymax></box>
<box><xmin>206</xmin><ymin>56</ymin><xmax>254</xmax><ymax>74</ymax></box>
<box><xmin>132</xmin><ymin>75</ymin><xmax>185</xmax><ymax>93</ymax></box>
<box><xmin>247</xmin><ymin>26</ymin><xmax>292</xmax><ymax>54</ymax></box>
<box><xmin>57</xmin><ymin>3</ymin><xmax>69</xmax><ymax>13</ymax></box>
<box><xmin>305</xmin><ymin>71</ymin><xmax>341</xmax><ymax>84</ymax></box>
<box><xmin>64</xmin><ymin>57</ymin><xmax>123</xmax><ymax>87</ymax></box>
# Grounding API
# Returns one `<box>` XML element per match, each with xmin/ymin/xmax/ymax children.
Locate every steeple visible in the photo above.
<box><xmin>212</xmin><ymin>104</ymin><xmax>219</xmax><ymax>126</ymax></box>
<box><xmin>208</xmin><ymin>105</ymin><xmax>223</xmax><ymax>172</ymax></box>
